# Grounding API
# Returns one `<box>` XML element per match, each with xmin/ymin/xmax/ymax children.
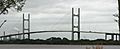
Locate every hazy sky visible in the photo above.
<box><xmin>0</xmin><ymin>0</ymin><xmax>118</xmax><ymax>40</ymax></box>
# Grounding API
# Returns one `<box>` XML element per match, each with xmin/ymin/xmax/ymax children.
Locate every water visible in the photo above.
<box><xmin>0</xmin><ymin>45</ymin><xmax>119</xmax><ymax>49</ymax></box>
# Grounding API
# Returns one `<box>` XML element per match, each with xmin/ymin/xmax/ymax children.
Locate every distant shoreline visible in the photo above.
<box><xmin>0</xmin><ymin>40</ymin><xmax>120</xmax><ymax>45</ymax></box>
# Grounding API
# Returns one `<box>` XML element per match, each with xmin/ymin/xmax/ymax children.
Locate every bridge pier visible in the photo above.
<box><xmin>105</xmin><ymin>34</ymin><xmax>107</xmax><ymax>40</ymax></box>
<box><xmin>116</xmin><ymin>34</ymin><xmax>117</xmax><ymax>41</ymax></box>
<box><xmin>72</xmin><ymin>32</ymin><xmax>80</xmax><ymax>40</ymax></box>
<box><xmin>23</xmin><ymin>14</ymin><xmax>30</xmax><ymax>40</ymax></box>
<box><xmin>3</xmin><ymin>31</ymin><xmax>6</xmax><ymax>41</ymax></box>
<box><xmin>17</xmin><ymin>35</ymin><xmax>21</xmax><ymax>40</ymax></box>
<box><xmin>72</xmin><ymin>33</ymin><xmax>74</xmax><ymax>40</ymax></box>
<box><xmin>0</xmin><ymin>38</ymin><xmax>2</xmax><ymax>41</ymax></box>
<box><xmin>8</xmin><ymin>36</ymin><xmax>11</xmax><ymax>40</ymax></box>
<box><xmin>72</xmin><ymin>8</ymin><xmax>80</xmax><ymax>40</ymax></box>
<box><xmin>105</xmin><ymin>33</ymin><xmax>119</xmax><ymax>41</ymax></box>
<box><xmin>78</xmin><ymin>32</ymin><xmax>80</xmax><ymax>40</ymax></box>
<box><xmin>0</xmin><ymin>37</ymin><xmax>2</xmax><ymax>40</ymax></box>
<box><xmin>3</xmin><ymin>37</ymin><xmax>7</xmax><ymax>41</ymax></box>
<box><xmin>111</xmin><ymin>34</ymin><xmax>114</xmax><ymax>40</ymax></box>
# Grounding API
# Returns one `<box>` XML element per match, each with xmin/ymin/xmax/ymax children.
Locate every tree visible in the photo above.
<box><xmin>0</xmin><ymin>0</ymin><xmax>26</xmax><ymax>15</ymax></box>
<box><xmin>113</xmin><ymin>14</ymin><xmax>119</xmax><ymax>22</ymax></box>
<box><xmin>63</xmin><ymin>37</ymin><xmax>69</xmax><ymax>41</ymax></box>
<box><xmin>113</xmin><ymin>0</ymin><xmax>119</xmax><ymax>28</ymax></box>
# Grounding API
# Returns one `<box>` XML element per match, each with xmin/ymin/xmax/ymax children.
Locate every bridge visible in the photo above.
<box><xmin>0</xmin><ymin>30</ymin><xmax>119</xmax><ymax>41</ymax></box>
<box><xmin>0</xmin><ymin>8</ymin><xmax>119</xmax><ymax>41</ymax></box>
<box><xmin>0</xmin><ymin>30</ymin><xmax>110</xmax><ymax>38</ymax></box>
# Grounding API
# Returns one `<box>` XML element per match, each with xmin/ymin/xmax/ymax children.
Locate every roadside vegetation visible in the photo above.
<box><xmin>0</xmin><ymin>37</ymin><xmax>120</xmax><ymax>45</ymax></box>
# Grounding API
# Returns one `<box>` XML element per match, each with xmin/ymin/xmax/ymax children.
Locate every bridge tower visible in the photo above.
<box><xmin>72</xmin><ymin>8</ymin><xmax>80</xmax><ymax>40</ymax></box>
<box><xmin>23</xmin><ymin>13</ymin><xmax>30</xmax><ymax>40</ymax></box>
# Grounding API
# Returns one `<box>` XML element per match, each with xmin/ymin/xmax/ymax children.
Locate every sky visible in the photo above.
<box><xmin>0</xmin><ymin>0</ymin><xmax>119</xmax><ymax>40</ymax></box>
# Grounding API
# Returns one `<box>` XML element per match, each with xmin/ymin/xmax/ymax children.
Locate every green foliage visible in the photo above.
<box><xmin>46</xmin><ymin>37</ymin><xmax>62</xmax><ymax>41</ymax></box>
<box><xmin>63</xmin><ymin>37</ymin><xmax>69</xmax><ymax>41</ymax></box>
<box><xmin>0</xmin><ymin>0</ymin><xmax>26</xmax><ymax>14</ymax></box>
<box><xmin>113</xmin><ymin>14</ymin><xmax>119</xmax><ymax>22</ymax></box>
<box><xmin>0</xmin><ymin>37</ymin><xmax>120</xmax><ymax>45</ymax></box>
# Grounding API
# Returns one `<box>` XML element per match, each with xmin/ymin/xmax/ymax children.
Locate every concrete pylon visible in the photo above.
<box><xmin>23</xmin><ymin>13</ymin><xmax>30</xmax><ymax>40</ymax></box>
<box><xmin>72</xmin><ymin>8</ymin><xmax>80</xmax><ymax>40</ymax></box>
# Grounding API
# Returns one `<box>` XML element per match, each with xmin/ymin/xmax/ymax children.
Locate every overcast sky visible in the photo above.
<box><xmin>0</xmin><ymin>0</ymin><xmax>118</xmax><ymax>40</ymax></box>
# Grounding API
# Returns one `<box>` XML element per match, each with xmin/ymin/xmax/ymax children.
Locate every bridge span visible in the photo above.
<box><xmin>0</xmin><ymin>30</ymin><xmax>118</xmax><ymax>38</ymax></box>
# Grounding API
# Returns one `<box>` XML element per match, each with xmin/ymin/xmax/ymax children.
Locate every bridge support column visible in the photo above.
<box><xmin>105</xmin><ymin>34</ymin><xmax>107</xmax><ymax>40</ymax></box>
<box><xmin>105</xmin><ymin>33</ymin><xmax>120</xmax><ymax>41</ymax></box>
<box><xmin>72</xmin><ymin>8</ymin><xmax>80</xmax><ymax>40</ymax></box>
<box><xmin>119</xmin><ymin>34</ymin><xmax>120</xmax><ymax>41</ymax></box>
<box><xmin>78</xmin><ymin>32</ymin><xmax>80</xmax><ymax>40</ymax></box>
<box><xmin>23</xmin><ymin>14</ymin><xmax>30</xmax><ymax>40</ymax></box>
<box><xmin>3</xmin><ymin>31</ymin><xmax>6</xmax><ymax>41</ymax></box>
<box><xmin>111</xmin><ymin>34</ymin><xmax>114</xmax><ymax>41</ymax></box>
<box><xmin>17</xmin><ymin>31</ymin><xmax>21</xmax><ymax>39</ymax></box>
<box><xmin>9</xmin><ymin>36</ymin><xmax>11</xmax><ymax>40</ymax></box>
<box><xmin>72</xmin><ymin>33</ymin><xmax>74</xmax><ymax>40</ymax></box>
<box><xmin>0</xmin><ymin>37</ymin><xmax>2</xmax><ymax>40</ymax></box>
<box><xmin>3</xmin><ymin>37</ymin><xmax>7</xmax><ymax>41</ymax></box>
<box><xmin>116</xmin><ymin>35</ymin><xmax>117</xmax><ymax>41</ymax></box>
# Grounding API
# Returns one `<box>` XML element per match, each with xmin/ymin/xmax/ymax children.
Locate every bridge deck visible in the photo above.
<box><xmin>0</xmin><ymin>31</ymin><xmax>118</xmax><ymax>38</ymax></box>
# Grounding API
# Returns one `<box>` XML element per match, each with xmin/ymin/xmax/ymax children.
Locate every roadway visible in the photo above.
<box><xmin>0</xmin><ymin>30</ymin><xmax>118</xmax><ymax>38</ymax></box>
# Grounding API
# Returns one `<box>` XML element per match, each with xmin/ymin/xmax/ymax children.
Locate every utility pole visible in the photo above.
<box><xmin>118</xmin><ymin>0</ymin><xmax>120</xmax><ymax>41</ymax></box>
<box><xmin>3</xmin><ymin>31</ymin><xmax>6</xmax><ymax>41</ymax></box>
